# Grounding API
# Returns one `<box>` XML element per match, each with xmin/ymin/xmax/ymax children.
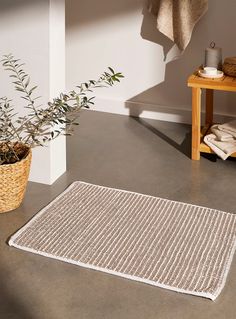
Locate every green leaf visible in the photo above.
<box><xmin>25</xmin><ymin>76</ymin><xmax>30</xmax><ymax>88</ymax></box>
<box><xmin>29</xmin><ymin>86</ymin><xmax>37</xmax><ymax>95</ymax></box>
<box><xmin>108</xmin><ymin>67</ymin><xmax>115</xmax><ymax>74</ymax></box>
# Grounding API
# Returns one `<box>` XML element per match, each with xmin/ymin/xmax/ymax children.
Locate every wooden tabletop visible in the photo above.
<box><xmin>188</xmin><ymin>70</ymin><xmax>236</xmax><ymax>92</ymax></box>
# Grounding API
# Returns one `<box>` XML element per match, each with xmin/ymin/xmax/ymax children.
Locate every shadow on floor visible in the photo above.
<box><xmin>131</xmin><ymin>116</ymin><xmax>192</xmax><ymax>158</ymax></box>
<box><xmin>133</xmin><ymin>117</ymin><xmax>236</xmax><ymax>163</ymax></box>
<box><xmin>0</xmin><ymin>262</ymin><xmax>34</xmax><ymax>319</ymax></box>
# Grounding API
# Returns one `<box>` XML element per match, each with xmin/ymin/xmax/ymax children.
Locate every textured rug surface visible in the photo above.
<box><xmin>9</xmin><ymin>181</ymin><xmax>236</xmax><ymax>300</ymax></box>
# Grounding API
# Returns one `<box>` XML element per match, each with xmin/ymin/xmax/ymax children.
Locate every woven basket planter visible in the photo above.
<box><xmin>223</xmin><ymin>57</ymin><xmax>236</xmax><ymax>77</ymax></box>
<box><xmin>0</xmin><ymin>146</ymin><xmax>32</xmax><ymax>213</ymax></box>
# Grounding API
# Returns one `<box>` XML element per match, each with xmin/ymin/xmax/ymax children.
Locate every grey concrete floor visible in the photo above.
<box><xmin>1</xmin><ymin>110</ymin><xmax>236</xmax><ymax>319</ymax></box>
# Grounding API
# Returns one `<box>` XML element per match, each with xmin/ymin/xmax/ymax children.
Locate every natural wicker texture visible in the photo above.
<box><xmin>223</xmin><ymin>57</ymin><xmax>236</xmax><ymax>77</ymax></box>
<box><xmin>0</xmin><ymin>147</ymin><xmax>32</xmax><ymax>213</ymax></box>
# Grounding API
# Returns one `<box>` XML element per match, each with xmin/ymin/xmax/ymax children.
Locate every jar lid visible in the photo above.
<box><xmin>224</xmin><ymin>57</ymin><xmax>236</xmax><ymax>65</ymax></box>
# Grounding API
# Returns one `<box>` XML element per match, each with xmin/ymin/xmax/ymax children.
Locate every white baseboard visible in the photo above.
<box><xmin>93</xmin><ymin>97</ymin><xmax>236</xmax><ymax>124</ymax></box>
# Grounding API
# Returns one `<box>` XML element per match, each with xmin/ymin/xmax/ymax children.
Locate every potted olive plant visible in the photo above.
<box><xmin>0</xmin><ymin>54</ymin><xmax>123</xmax><ymax>213</ymax></box>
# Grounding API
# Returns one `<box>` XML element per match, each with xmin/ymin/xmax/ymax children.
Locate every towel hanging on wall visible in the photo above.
<box><xmin>148</xmin><ymin>0</ymin><xmax>208</xmax><ymax>52</ymax></box>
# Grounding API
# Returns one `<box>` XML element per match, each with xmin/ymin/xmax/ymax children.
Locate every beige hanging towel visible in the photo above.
<box><xmin>148</xmin><ymin>0</ymin><xmax>208</xmax><ymax>51</ymax></box>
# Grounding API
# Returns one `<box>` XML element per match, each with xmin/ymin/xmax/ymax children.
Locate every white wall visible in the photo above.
<box><xmin>66</xmin><ymin>0</ymin><xmax>236</xmax><ymax>124</ymax></box>
<box><xmin>48</xmin><ymin>0</ymin><xmax>67</xmax><ymax>184</ymax></box>
<box><xmin>0</xmin><ymin>0</ymin><xmax>66</xmax><ymax>184</ymax></box>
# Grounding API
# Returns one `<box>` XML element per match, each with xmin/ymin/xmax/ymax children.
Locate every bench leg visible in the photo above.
<box><xmin>192</xmin><ymin>87</ymin><xmax>201</xmax><ymax>160</ymax></box>
<box><xmin>205</xmin><ymin>89</ymin><xmax>214</xmax><ymax>126</ymax></box>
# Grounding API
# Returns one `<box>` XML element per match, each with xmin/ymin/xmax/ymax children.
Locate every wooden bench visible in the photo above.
<box><xmin>188</xmin><ymin>71</ymin><xmax>236</xmax><ymax>160</ymax></box>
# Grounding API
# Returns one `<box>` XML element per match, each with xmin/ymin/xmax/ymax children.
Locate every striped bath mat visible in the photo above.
<box><xmin>9</xmin><ymin>181</ymin><xmax>236</xmax><ymax>300</ymax></box>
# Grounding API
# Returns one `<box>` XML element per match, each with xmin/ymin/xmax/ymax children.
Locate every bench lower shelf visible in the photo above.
<box><xmin>200</xmin><ymin>125</ymin><xmax>236</xmax><ymax>157</ymax></box>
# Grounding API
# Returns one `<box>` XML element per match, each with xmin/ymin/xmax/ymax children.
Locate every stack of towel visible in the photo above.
<box><xmin>204</xmin><ymin>120</ymin><xmax>236</xmax><ymax>160</ymax></box>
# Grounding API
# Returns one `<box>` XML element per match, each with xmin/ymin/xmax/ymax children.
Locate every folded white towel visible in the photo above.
<box><xmin>211</xmin><ymin>125</ymin><xmax>234</xmax><ymax>142</ymax></box>
<box><xmin>204</xmin><ymin>120</ymin><xmax>236</xmax><ymax>160</ymax></box>
<box><xmin>217</xmin><ymin>120</ymin><xmax>236</xmax><ymax>138</ymax></box>
<box><xmin>204</xmin><ymin>134</ymin><xmax>236</xmax><ymax>160</ymax></box>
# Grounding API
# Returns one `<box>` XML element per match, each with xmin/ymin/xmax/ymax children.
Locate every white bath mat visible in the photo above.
<box><xmin>9</xmin><ymin>181</ymin><xmax>236</xmax><ymax>300</ymax></box>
